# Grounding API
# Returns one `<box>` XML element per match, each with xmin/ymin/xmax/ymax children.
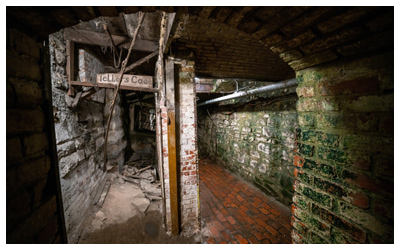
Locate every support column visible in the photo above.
<box><xmin>161</xmin><ymin>57</ymin><xmax>199</xmax><ymax>236</ymax></box>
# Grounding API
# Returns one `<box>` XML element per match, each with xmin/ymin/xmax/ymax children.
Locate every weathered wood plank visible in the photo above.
<box><xmin>97</xmin><ymin>180</ymin><xmax>111</xmax><ymax>207</ymax></box>
<box><xmin>70</xmin><ymin>81</ymin><xmax>158</xmax><ymax>93</ymax></box>
<box><xmin>97</xmin><ymin>73</ymin><xmax>152</xmax><ymax>88</ymax></box>
<box><xmin>63</xmin><ymin>28</ymin><xmax>158</xmax><ymax>52</ymax></box>
<box><xmin>124</xmin><ymin>50</ymin><xmax>159</xmax><ymax>73</ymax></box>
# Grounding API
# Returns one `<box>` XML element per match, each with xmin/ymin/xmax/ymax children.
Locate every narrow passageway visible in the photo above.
<box><xmin>199</xmin><ymin>158</ymin><xmax>292</xmax><ymax>244</ymax></box>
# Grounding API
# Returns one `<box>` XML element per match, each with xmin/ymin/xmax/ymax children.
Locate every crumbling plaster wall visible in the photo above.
<box><xmin>50</xmin><ymin>31</ymin><xmax>126</xmax><ymax>242</ymax></box>
<box><xmin>198</xmin><ymin>84</ymin><xmax>298</xmax><ymax>206</ymax></box>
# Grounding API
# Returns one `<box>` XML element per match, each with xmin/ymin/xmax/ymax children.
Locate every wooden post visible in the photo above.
<box><xmin>66</xmin><ymin>40</ymin><xmax>75</xmax><ymax>96</ymax></box>
<box><xmin>166</xmin><ymin>59</ymin><xmax>179</xmax><ymax>235</ymax></box>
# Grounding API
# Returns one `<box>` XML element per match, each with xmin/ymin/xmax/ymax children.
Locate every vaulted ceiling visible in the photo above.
<box><xmin>7</xmin><ymin>6</ymin><xmax>393</xmax><ymax>82</ymax></box>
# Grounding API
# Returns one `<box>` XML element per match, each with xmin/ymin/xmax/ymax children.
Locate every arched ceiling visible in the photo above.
<box><xmin>171</xmin><ymin>15</ymin><xmax>295</xmax><ymax>80</ymax></box>
<box><xmin>7</xmin><ymin>6</ymin><xmax>393</xmax><ymax>81</ymax></box>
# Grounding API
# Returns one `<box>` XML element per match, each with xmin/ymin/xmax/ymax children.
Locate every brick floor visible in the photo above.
<box><xmin>200</xmin><ymin>159</ymin><xmax>292</xmax><ymax>244</ymax></box>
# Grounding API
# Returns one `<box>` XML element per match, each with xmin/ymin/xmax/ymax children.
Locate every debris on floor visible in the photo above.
<box><xmin>77</xmin><ymin>171</ymin><xmax>196</xmax><ymax>244</ymax></box>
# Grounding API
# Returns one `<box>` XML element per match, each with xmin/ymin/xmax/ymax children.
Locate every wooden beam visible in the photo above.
<box><xmin>66</xmin><ymin>40</ymin><xmax>75</xmax><ymax>96</ymax></box>
<box><xmin>124</xmin><ymin>50</ymin><xmax>159</xmax><ymax>73</ymax></box>
<box><xmin>164</xmin><ymin>11</ymin><xmax>182</xmax><ymax>54</ymax></box>
<box><xmin>63</xmin><ymin>28</ymin><xmax>158</xmax><ymax>52</ymax></box>
<box><xmin>166</xmin><ymin>59</ymin><xmax>179</xmax><ymax>235</ymax></box>
<box><xmin>81</xmin><ymin>88</ymin><xmax>97</xmax><ymax>100</ymax></box>
<box><xmin>70</xmin><ymin>81</ymin><xmax>159</xmax><ymax>93</ymax></box>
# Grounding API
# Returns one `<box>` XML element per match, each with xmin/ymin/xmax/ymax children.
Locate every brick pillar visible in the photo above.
<box><xmin>177</xmin><ymin>60</ymin><xmax>200</xmax><ymax>235</ymax></box>
<box><xmin>161</xmin><ymin>59</ymin><xmax>199</xmax><ymax>235</ymax></box>
<box><xmin>292</xmin><ymin>52</ymin><xmax>394</xmax><ymax>243</ymax></box>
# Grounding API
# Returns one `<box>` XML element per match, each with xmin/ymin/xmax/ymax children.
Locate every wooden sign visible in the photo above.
<box><xmin>97</xmin><ymin>73</ymin><xmax>153</xmax><ymax>89</ymax></box>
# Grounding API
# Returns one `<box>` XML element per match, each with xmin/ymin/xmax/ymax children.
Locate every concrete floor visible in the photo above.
<box><xmin>199</xmin><ymin>158</ymin><xmax>292</xmax><ymax>244</ymax></box>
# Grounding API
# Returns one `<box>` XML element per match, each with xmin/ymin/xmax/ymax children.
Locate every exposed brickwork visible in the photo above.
<box><xmin>6</xmin><ymin>28</ymin><xmax>64</xmax><ymax>243</ymax></box>
<box><xmin>292</xmin><ymin>52</ymin><xmax>394</xmax><ymax>243</ymax></box>
<box><xmin>162</xmin><ymin>60</ymin><xmax>199</xmax><ymax>235</ymax></box>
<box><xmin>173</xmin><ymin>15</ymin><xmax>294</xmax><ymax>81</ymax></box>
<box><xmin>178</xmin><ymin>62</ymin><xmax>200</xmax><ymax>235</ymax></box>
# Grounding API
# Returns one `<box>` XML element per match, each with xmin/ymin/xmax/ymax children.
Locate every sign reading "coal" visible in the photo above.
<box><xmin>97</xmin><ymin>73</ymin><xmax>153</xmax><ymax>89</ymax></box>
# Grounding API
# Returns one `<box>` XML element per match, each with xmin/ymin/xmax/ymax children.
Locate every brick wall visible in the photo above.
<box><xmin>292</xmin><ymin>51</ymin><xmax>394</xmax><ymax>243</ymax></box>
<box><xmin>198</xmin><ymin>84</ymin><xmax>298</xmax><ymax>205</ymax></box>
<box><xmin>6</xmin><ymin>28</ymin><xmax>65</xmax><ymax>243</ymax></box>
<box><xmin>162</xmin><ymin>60</ymin><xmax>199</xmax><ymax>235</ymax></box>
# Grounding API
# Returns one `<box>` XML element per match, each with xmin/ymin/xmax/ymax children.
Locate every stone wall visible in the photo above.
<box><xmin>104</xmin><ymin>89</ymin><xmax>127</xmax><ymax>172</ymax></box>
<box><xmin>198</xmin><ymin>85</ymin><xmax>298</xmax><ymax>206</ymax></box>
<box><xmin>7</xmin><ymin>28</ymin><xmax>65</xmax><ymax>243</ymax></box>
<box><xmin>50</xmin><ymin>32</ymin><xmax>126</xmax><ymax>241</ymax></box>
<box><xmin>292</xmin><ymin>52</ymin><xmax>394</xmax><ymax>243</ymax></box>
<box><xmin>50</xmin><ymin>32</ymin><xmax>108</xmax><ymax>242</ymax></box>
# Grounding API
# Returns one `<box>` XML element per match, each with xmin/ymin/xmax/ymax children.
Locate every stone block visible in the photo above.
<box><xmin>301</xmin><ymin>26</ymin><xmax>364</xmax><ymax>55</ymax></box>
<box><xmin>9</xmin><ymin>28</ymin><xmax>41</xmax><ymax>60</ymax></box>
<box><xmin>316</xmin><ymin>6</ymin><xmax>376</xmax><ymax>34</ymax></box>
<box><xmin>9</xmin><ymin>78</ymin><xmax>43</xmax><ymax>106</ymax></box>
<box><xmin>312</xmin><ymin>203</ymin><xmax>366</xmax><ymax>243</ymax></box>
<box><xmin>338</xmin><ymin>202</ymin><xmax>392</xmax><ymax>237</ymax></box>
<box><xmin>56</xmin><ymin>140</ymin><xmax>76</xmax><ymax>158</ymax></box>
<box><xmin>340</xmin><ymin>94</ymin><xmax>393</xmax><ymax>112</ymax></box>
<box><xmin>7</xmin><ymin>108</ymin><xmax>45</xmax><ymax>135</ymax></box>
<box><xmin>295</xmin><ymin>142</ymin><xmax>314</xmax><ymax>157</ymax></box>
<box><xmin>316</xmin><ymin>147</ymin><xmax>347</xmax><ymax>164</ymax></box>
<box><xmin>6</xmin><ymin>156</ymin><xmax>51</xmax><ymax>191</ymax></box>
<box><xmin>336</xmin><ymin>30</ymin><xmax>393</xmax><ymax>56</ymax></box>
<box><xmin>317</xmin><ymin>76</ymin><xmax>379</xmax><ymax>96</ymax></box>
<box><xmin>289</xmin><ymin>50</ymin><xmax>337</xmax><ymax>71</ymax></box>
<box><xmin>302</xmin><ymin>158</ymin><xmax>336</xmax><ymax>178</ymax></box>
<box><xmin>7</xmin><ymin>137</ymin><xmax>23</xmax><ymax>163</ymax></box>
<box><xmin>23</xmin><ymin>133</ymin><xmax>48</xmax><ymax>156</ymax></box>
<box><xmin>271</xmin><ymin>30</ymin><xmax>316</xmax><ymax>54</ymax></box>
<box><xmin>6</xmin><ymin>50</ymin><xmax>42</xmax><ymax>82</ymax></box>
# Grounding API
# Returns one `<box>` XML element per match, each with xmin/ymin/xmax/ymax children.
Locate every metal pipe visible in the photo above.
<box><xmin>197</xmin><ymin>78</ymin><xmax>298</xmax><ymax>106</ymax></box>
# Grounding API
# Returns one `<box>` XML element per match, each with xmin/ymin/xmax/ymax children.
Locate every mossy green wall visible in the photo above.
<box><xmin>198</xmin><ymin>91</ymin><xmax>298</xmax><ymax>206</ymax></box>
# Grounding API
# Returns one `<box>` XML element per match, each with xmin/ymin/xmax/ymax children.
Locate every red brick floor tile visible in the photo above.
<box><xmin>259</xmin><ymin>207</ymin><xmax>270</xmax><ymax>215</ymax></box>
<box><xmin>210</xmin><ymin>226</ymin><xmax>219</xmax><ymax>238</ymax></box>
<box><xmin>234</xmin><ymin>234</ymin><xmax>249</xmax><ymax>244</ymax></box>
<box><xmin>261</xmin><ymin>239</ymin><xmax>271</xmax><ymax>244</ymax></box>
<box><xmin>270</xmin><ymin>208</ymin><xmax>281</xmax><ymax>216</ymax></box>
<box><xmin>226</xmin><ymin>216</ymin><xmax>236</xmax><ymax>225</ymax></box>
<box><xmin>217</xmin><ymin>213</ymin><xmax>227</xmax><ymax>222</ymax></box>
<box><xmin>248</xmin><ymin>236</ymin><xmax>260</xmax><ymax>244</ymax></box>
<box><xmin>220</xmin><ymin>231</ymin><xmax>232</xmax><ymax>242</ymax></box>
<box><xmin>253</xmin><ymin>231</ymin><xmax>266</xmax><ymax>241</ymax></box>
<box><xmin>206</xmin><ymin>238</ymin><xmax>215</xmax><ymax>244</ymax></box>
<box><xmin>214</xmin><ymin>220</ymin><xmax>225</xmax><ymax>231</ymax></box>
<box><xmin>265</xmin><ymin>225</ymin><xmax>279</xmax><ymax>236</ymax></box>
<box><xmin>199</xmin><ymin>159</ymin><xmax>292</xmax><ymax>244</ymax></box>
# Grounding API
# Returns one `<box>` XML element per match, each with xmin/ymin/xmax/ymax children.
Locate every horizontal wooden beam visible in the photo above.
<box><xmin>64</xmin><ymin>28</ymin><xmax>158</xmax><ymax>52</ymax></box>
<box><xmin>124</xmin><ymin>50</ymin><xmax>159</xmax><ymax>73</ymax></box>
<box><xmin>70</xmin><ymin>81</ymin><xmax>159</xmax><ymax>93</ymax></box>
